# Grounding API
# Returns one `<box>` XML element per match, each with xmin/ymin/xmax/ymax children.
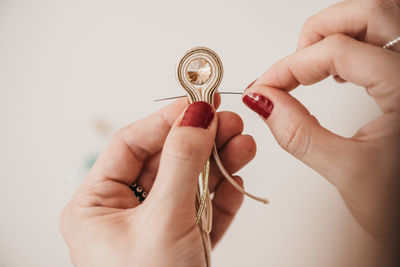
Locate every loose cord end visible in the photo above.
<box><xmin>212</xmin><ymin>145</ymin><xmax>269</xmax><ymax>205</ymax></box>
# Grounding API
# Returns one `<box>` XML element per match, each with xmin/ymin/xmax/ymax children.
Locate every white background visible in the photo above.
<box><xmin>0</xmin><ymin>0</ymin><xmax>383</xmax><ymax>266</ymax></box>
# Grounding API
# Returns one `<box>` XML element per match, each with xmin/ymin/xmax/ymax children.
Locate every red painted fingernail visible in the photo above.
<box><xmin>181</xmin><ymin>101</ymin><xmax>214</xmax><ymax>129</ymax></box>
<box><xmin>242</xmin><ymin>93</ymin><xmax>274</xmax><ymax>119</ymax></box>
<box><xmin>246</xmin><ymin>79</ymin><xmax>257</xmax><ymax>89</ymax></box>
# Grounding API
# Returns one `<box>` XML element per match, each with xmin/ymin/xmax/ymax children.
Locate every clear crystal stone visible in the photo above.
<box><xmin>186</xmin><ymin>58</ymin><xmax>212</xmax><ymax>85</ymax></box>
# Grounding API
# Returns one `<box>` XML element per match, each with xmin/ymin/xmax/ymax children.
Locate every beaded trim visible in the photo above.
<box><xmin>130</xmin><ymin>183</ymin><xmax>147</xmax><ymax>203</ymax></box>
<box><xmin>383</xmin><ymin>36</ymin><xmax>400</xmax><ymax>49</ymax></box>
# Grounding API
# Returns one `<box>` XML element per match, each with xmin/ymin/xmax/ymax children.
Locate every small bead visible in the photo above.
<box><xmin>137</xmin><ymin>186</ymin><xmax>143</xmax><ymax>193</ymax></box>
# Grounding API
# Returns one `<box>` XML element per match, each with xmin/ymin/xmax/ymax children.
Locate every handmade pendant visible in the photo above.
<box><xmin>176</xmin><ymin>47</ymin><xmax>268</xmax><ymax>267</ymax></box>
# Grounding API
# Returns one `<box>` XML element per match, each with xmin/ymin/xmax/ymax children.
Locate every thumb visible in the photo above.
<box><xmin>243</xmin><ymin>85</ymin><xmax>354</xmax><ymax>188</ymax></box>
<box><xmin>148</xmin><ymin>101</ymin><xmax>217</xmax><ymax>211</ymax></box>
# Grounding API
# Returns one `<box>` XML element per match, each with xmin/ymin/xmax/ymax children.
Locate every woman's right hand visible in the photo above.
<box><xmin>243</xmin><ymin>0</ymin><xmax>400</xmax><ymax>252</ymax></box>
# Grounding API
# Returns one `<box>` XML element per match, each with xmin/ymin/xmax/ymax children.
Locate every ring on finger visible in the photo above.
<box><xmin>383</xmin><ymin>36</ymin><xmax>400</xmax><ymax>50</ymax></box>
<box><xmin>130</xmin><ymin>183</ymin><xmax>148</xmax><ymax>203</ymax></box>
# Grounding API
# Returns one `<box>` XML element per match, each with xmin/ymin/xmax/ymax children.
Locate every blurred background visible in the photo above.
<box><xmin>0</xmin><ymin>0</ymin><xmax>384</xmax><ymax>266</ymax></box>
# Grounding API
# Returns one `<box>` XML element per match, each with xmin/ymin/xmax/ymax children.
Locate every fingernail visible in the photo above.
<box><xmin>181</xmin><ymin>101</ymin><xmax>214</xmax><ymax>129</ymax></box>
<box><xmin>242</xmin><ymin>93</ymin><xmax>274</xmax><ymax>119</ymax></box>
<box><xmin>245</xmin><ymin>79</ymin><xmax>257</xmax><ymax>90</ymax></box>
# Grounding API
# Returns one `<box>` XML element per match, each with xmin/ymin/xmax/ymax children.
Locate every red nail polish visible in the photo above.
<box><xmin>246</xmin><ymin>79</ymin><xmax>256</xmax><ymax>89</ymax></box>
<box><xmin>242</xmin><ymin>93</ymin><xmax>274</xmax><ymax>119</ymax></box>
<box><xmin>181</xmin><ymin>101</ymin><xmax>214</xmax><ymax>129</ymax></box>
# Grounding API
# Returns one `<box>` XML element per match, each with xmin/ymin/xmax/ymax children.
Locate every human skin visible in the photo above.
<box><xmin>60</xmin><ymin>0</ymin><xmax>400</xmax><ymax>266</ymax></box>
<box><xmin>59</xmin><ymin>96</ymin><xmax>257</xmax><ymax>267</ymax></box>
<box><xmin>243</xmin><ymin>0</ymin><xmax>400</xmax><ymax>258</ymax></box>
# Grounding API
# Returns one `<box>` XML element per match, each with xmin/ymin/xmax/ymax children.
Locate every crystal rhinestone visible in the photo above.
<box><xmin>186</xmin><ymin>58</ymin><xmax>212</xmax><ymax>85</ymax></box>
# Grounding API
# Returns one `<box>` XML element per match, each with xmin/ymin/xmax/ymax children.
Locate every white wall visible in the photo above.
<box><xmin>0</xmin><ymin>0</ymin><xmax>382</xmax><ymax>266</ymax></box>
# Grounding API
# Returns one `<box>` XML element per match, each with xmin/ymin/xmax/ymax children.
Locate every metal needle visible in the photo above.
<box><xmin>154</xmin><ymin>91</ymin><xmax>243</xmax><ymax>102</ymax></box>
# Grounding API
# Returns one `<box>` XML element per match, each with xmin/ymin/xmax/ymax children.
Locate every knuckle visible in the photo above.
<box><xmin>322</xmin><ymin>34</ymin><xmax>353</xmax><ymax>67</ymax></box>
<box><xmin>368</xmin><ymin>0</ymin><xmax>391</xmax><ymax>9</ymax></box>
<box><xmin>115</xmin><ymin>123</ymin><xmax>135</xmax><ymax>138</ymax></box>
<box><xmin>113</xmin><ymin>126</ymin><xmax>132</xmax><ymax>145</ymax></box>
<box><xmin>58</xmin><ymin>205</ymin><xmax>70</xmax><ymax>236</ymax></box>
<box><xmin>323</xmin><ymin>33</ymin><xmax>352</xmax><ymax>48</ymax></box>
<box><xmin>114</xmin><ymin>125</ymin><xmax>150</xmax><ymax>162</ymax></box>
<box><xmin>303</xmin><ymin>14</ymin><xmax>317</xmax><ymax>28</ymax></box>
<box><xmin>364</xmin><ymin>0</ymin><xmax>397</xmax><ymax>18</ymax></box>
<box><xmin>298</xmin><ymin>15</ymin><xmax>317</xmax><ymax>45</ymax></box>
<box><xmin>276</xmin><ymin>116</ymin><xmax>316</xmax><ymax>160</ymax></box>
<box><xmin>164</xmin><ymin>135</ymin><xmax>207</xmax><ymax>164</ymax></box>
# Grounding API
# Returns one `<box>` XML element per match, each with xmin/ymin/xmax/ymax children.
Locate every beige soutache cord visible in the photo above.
<box><xmin>196</xmin><ymin>160</ymin><xmax>211</xmax><ymax>223</ymax></box>
<box><xmin>177</xmin><ymin>47</ymin><xmax>268</xmax><ymax>267</ymax></box>
<box><xmin>213</xmin><ymin>146</ymin><xmax>269</xmax><ymax>203</ymax></box>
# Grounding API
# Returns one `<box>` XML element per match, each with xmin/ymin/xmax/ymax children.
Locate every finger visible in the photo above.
<box><xmin>86</xmin><ymin>98</ymin><xmax>189</xmax><ymax>186</ymax></box>
<box><xmin>214</xmin><ymin>93</ymin><xmax>221</xmax><ymax>109</ymax></box>
<box><xmin>333</xmin><ymin>75</ymin><xmax>347</xmax><ymax>83</ymax></box>
<box><xmin>75</xmin><ymin>179</ymin><xmax>141</xmax><ymax>209</ymax></box>
<box><xmin>215</xmin><ymin>111</ymin><xmax>244</xmax><ymax>149</ymax></box>
<box><xmin>133</xmin><ymin>152</ymin><xmax>161</xmax><ymax>193</ymax></box>
<box><xmin>254</xmin><ymin>34</ymin><xmax>400</xmax><ymax>113</ymax></box>
<box><xmin>243</xmin><ymin>86</ymin><xmax>357</xmax><ymax>189</ymax></box>
<box><xmin>135</xmin><ymin>133</ymin><xmax>256</xmax><ymax>196</ymax></box>
<box><xmin>209</xmin><ymin>134</ymin><xmax>256</xmax><ymax>192</ymax></box>
<box><xmin>148</xmin><ymin>101</ymin><xmax>217</xmax><ymax>212</ymax></box>
<box><xmin>211</xmin><ymin>176</ymin><xmax>244</xmax><ymax>247</ymax></box>
<box><xmin>297</xmin><ymin>0</ymin><xmax>400</xmax><ymax>50</ymax></box>
<box><xmin>135</xmin><ymin>111</ymin><xmax>246</xmax><ymax>193</ymax></box>
<box><xmin>87</xmin><ymin>92</ymin><xmax>222</xmax><ymax>187</ymax></box>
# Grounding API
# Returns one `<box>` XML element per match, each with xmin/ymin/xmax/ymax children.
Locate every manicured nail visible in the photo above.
<box><xmin>245</xmin><ymin>79</ymin><xmax>257</xmax><ymax>90</ymax></box>
<box><xmin>242</xmin><ymin>93</ymin><xmax>274</xmax><ymax>119</ymax></box>
<box><xmin>181</xmin><ymin>101</ymin><xmax>214</xmax><ymax>129</ymax></box>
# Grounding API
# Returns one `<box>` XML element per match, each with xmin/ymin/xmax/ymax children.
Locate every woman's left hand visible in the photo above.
<box><xmin>59</xmin><ymin>98</ymin><xmax>256</xmax><ymax>267</ymax></box>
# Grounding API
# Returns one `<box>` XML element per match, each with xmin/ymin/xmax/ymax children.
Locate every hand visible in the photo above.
<box><xmin>243</xmin><ymin>0</ymin><xmax>400</xmax><ymax>251</ymax></box>
<box><xmin>59</xmin><ymin>98</ymin><xmax>256</xmax><ymax>266</ymax></box>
